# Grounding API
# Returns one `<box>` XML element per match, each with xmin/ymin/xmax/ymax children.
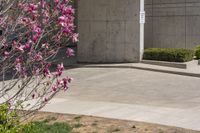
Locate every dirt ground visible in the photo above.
<box><xmin>28</xmin><ymin>112</ymin><xmax>200</xmax><ymax>133</ymax></box>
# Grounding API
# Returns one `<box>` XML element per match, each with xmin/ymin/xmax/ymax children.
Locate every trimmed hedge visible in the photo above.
<box><xmin>143</xmin><ymin>48</ymin><xmax>194</xmax><ymax>62</ymax></box>
<box><xmin>195</xmin><ymin>45</ymin><xmax>200</xmax><ymax>59</ymax></box>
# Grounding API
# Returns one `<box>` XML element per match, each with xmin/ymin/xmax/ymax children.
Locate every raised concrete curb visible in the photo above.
<box><xmin>141</xmin><ymin>60</ymin><xmax>187</xmax><ymax>69</ymax></box>
<box><xmin>70</xmin><ymin>62</ymin><xmax>200</xmax><ymax>78</ymax></box>
<box><xmin>41</xmin><ymin>98</ymin><xmax>200</xmax><ymax>131</ymax></box>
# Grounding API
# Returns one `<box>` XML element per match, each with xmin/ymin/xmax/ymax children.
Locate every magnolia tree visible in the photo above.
<box><xmin>0</xmin><ymin>0</ymin><xmax>78</xmax><ymax>114</ymax></box>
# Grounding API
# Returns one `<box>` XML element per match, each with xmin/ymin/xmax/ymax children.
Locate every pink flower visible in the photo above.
<box><xmin>15</xmin><ymin>62</ymin><xmax>27</xmax><ymax>77</ymax></box>
<box><xmin>28</xmin><ymin>3</ymin><xmax>38</xmax><ymax>12</ymax></box>
<box><xmin>4</xmin><ymin>51</ymin><xmax>10</xmax><ymax>58</ymax></box>
<box><xmin>16</xmin><ymin>45</ymin><xmax>24</xmax><ymax>53</ymax></box>
<box><xmin>62</xmin><ymin>6</ymin><xmax>74</xmax><ymax>16</ymax></box>
<box><xmin>32</xmin><ymin>93</ymin><xmax>35</xmax><ymax>99</ymax></box>
<box><xmin>72</xmin><ymin>33</ymin><xmax>79</xmax><ymax>43</ymax></box>
<box><xmin>44</xmin><ymin>96</ymin><xmax>48</xmax><ymax>102</ymax></box>
<box><xmin>13</xmin><ymin>42</ymin><xmax>24</xmax><ymax>53</ymax></box>
<box><xmin>15</xmin><ymin>57</ymin><xmax>22</xmax><ymax>64</ymax></box>
<box><xmin>39</xmin><ymin>0</ymin><xmax>46</xmax><ymax>8</ymax></box>
<box><xmin>62</xmin><ymin>78</ymin><xmax>69</xmax><ymax>91</ymax></box>
<box><xmin>23</xmin><ymin>43</ymin><xmax>31</xmax><ymax>50</ymax></box>
<box><xmin>43</xmin><ymin>68</ymin><xmax>50</xmax><ymax>77</ymax></box>
<box><xmin>57</xmin><ymin>63</ymin><xmax>64</xmax><ymax>71</ymax></box>
<box><xmin>54</xmin><ymin>0</ymin><xmax>60</xmax><ymax>5</ymax></box>
<box><xmin>32</xmin><ymin>67</ymin><xmax>40</xmax><ymax>76</ymax></box>
<box><xmin>43</xmin><ymin>63</ymin><xmax>51</xmax><ymax>77</ymax></box>
<box><xmin>32</xmin><ymin>24</ymin><xmax>43</xmax><ymax>42</ymax></box>
<box><xmin>52</xmin><ymin>85</ymin><xmax>58</xmax><ymax>92</ymax></box>
<box><xmin>63</xmin><ymin>27</ymin><xmax>71</xmax><ymax>35</ymax></box>
<box><xmin>63</xmin><ymin>0</ymin><xmax>69</xmax><ymax>4</ymax></box>
<box><xmin>20</xmin><ymin>17</ymin><xmax>31</xmax><ymax>25</ymax></box>
<box><xmin>34</xmin><ymin>52</ymin><xmax>43</xmax><ymax>61</ymax></box>
<box><xmin>67</xmin><ymin>77</ymin><xmax>73</xmax><ymax>83</ymax></box>
<box><xmin>15</xmin><ymin>63</ymin><xmax>22</xmax><ymax>72</ymax></box>
<box><xmin>33</xmin><ymin>34</ymin><xmax>40</xmax><ymax>43</ymax></box>
<box><xmin>66</xmin><ymin>48</ymin><xmax>75</xmax><ymax>57</ymax></box>
<box><xmin>55</xmin><ymin>63</ymin><xmax>64</xmax><ymax>77</ymax></box>
<box><xmin>33</xmin><ymin>25</ymin><xmax>42</xmax><ymax>34</ymax></box>
<box><xmin>58</xmin><ymin>16</ymin><xmax>66</xmax><ymax>26</ymax></box>
<box><xmin>42</xmin><ymin>43</ymin><xmax>49</xmax><ymax>49</ymax></box>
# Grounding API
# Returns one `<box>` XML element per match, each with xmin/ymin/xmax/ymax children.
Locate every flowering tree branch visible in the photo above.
<box><xmin>0</xmin><ymin>0</ymin><xmax>78</xmax><ymax>117</ymax></box>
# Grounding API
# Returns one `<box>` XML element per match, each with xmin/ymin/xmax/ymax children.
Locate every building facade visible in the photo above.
<box><xmin>77</xmin><ymin>0</ymin><xmax>200</xmax><ymax>63</ymax></box>
<box><xmin>77</xmin><ymin>0</ymin><xmax>141</xmax><ymax>63</ymax></box>
<box><xmin>145</xmin><ymin>0</ymin><xmax>200</xmax><ymax>49</ymax></box>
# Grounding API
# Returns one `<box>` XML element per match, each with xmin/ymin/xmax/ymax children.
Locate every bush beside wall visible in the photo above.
<box><xmin>143</xmin><ymin>48</ymin><xmax>194</xmax><ymax>62</ymax></box>
<box><xmin>195</xmin><ymin>45</ymin><xmax>200</xmax><ymax>59</ymax></box>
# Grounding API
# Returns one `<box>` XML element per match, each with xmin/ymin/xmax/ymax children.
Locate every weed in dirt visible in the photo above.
<box><xmin>109</xmin><ymin>128</ymin><xmax>121</xmax><ymax>132</ymax></box>
<box><xmin>43</xmin><ymin>116</ymin><xmax>57</xmax><ymax>123</ymax></box>
<box><xmin>74</xmin><ymin>116</ymin><xmax>82</xmax><ymax>120</ymax></box>
<box><xmin>73</xmin><ymin>122</ymin><xmax>84</xmax><ymax>128</ymax></box>
<box><xmin>91</xmin><ymin>122</ymin><xmax>98</xmax><ymax>127</ymax></box>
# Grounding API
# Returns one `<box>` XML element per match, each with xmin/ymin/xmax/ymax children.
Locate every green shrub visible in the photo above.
<box><xmin>0</xmin><ymin>104</ymin><xmax>72</xmax><ymax>133</ymax></box>
<box><xmin>0</xmin><ymin>104</ymin><xmax>23</xmax><ymax>133</ymax></box>
<box><xmin>195</xmin><ymin>45</ymin><xmax>200</xmax><ymax>59</ymax></box>
<box><xmin>143</xmin><ymin>48</ymin><xmax>194</xmax><ymax>62</ymax></box>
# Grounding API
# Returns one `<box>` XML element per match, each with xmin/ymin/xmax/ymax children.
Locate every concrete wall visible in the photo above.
<box><xmin>77</xmin><ymin>0</ymin><xmax>140</xmax><ymax>63</ymax></box>
<box><xmin>145</xmin><ymin>0</ymin><xmax>200</xmax><ymax>49</ymax></box>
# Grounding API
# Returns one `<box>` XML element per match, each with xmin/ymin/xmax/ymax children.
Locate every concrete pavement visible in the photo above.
<box><xmin>42</xmin><ymin>98</ymin><xmax>200</xmax><ymax>131</ymax></box>
<box><xmin>41</xmin><ymin>67</ymin><xmax>200</xmax><ymax>131</ymax></box>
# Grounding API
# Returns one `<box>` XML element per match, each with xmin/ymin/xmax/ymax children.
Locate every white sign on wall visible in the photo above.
<box><xmin>140</xmin><ymin>11</ymin><xmax>146</xmax><ymax>24</ymax></box>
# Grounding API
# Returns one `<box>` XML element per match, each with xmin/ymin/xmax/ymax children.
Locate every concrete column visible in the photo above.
<box><xmin>140</xmin><ymin>0</ymin><xmax>145</xmax><ymax>60</ymax></box>
<box><xmin>77</xmin><ymin>0</ymin><xmax>140</xmax><ymax>63</ymax></box>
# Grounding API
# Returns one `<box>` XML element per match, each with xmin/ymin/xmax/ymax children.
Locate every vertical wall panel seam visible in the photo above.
<box><xmin>185</xmin><ymin>0</ymin><xmax>187</xmax><ymax>48</ymax></box>
<box><xmin>152</xmin><ymin>0</ymin><xmax>154</xmax><ymax>48</ymax></box>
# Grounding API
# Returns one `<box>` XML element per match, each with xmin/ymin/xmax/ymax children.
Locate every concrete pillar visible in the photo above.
<box><xmin>77</xmin><ymin>0</ymin><xmax>140</xmax><ymax>63</ymax></box>
<box><xmin>140</xmin><ymin>0</ymin><xmax>145</xmax><ymax>60</ymax></box>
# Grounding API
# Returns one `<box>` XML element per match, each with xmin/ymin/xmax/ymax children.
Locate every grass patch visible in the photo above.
<box><xmin>22</xmin><ymin>121</ymin><xmax>72</xmax><ymax>133</ymax></box>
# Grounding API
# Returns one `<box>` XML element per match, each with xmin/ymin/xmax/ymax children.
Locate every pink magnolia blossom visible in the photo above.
<box><xmin>44</xmin><ymin>96</ymin><xmax>48</xmax><ymax>102</ymax></box>
<box><xmin>34</xmin><ymin>52</ymin><xmax>43</xmax><ymax>61</ymax></box>
<box><xmin>23</xmin><ymin>43</ymin><xmax>31</xmax><ymax>50</ymax></box>
<box><xmin>43</xmin><ymin>64</ymin><xmax>51</xmax><ymax>78</ymax></box>
<box><xmin>32</xmin><ymin>66</ymin><xmax>40</xmax><ymax>76</ymax></box>
<box><xmin>62</xmin><ymin>6</ymin><xmax>75</xmax><ymax>16</ymax></box>
<box><xmin>32</xmin><ymin>93</ymin><xmax>35</xmax><ymax>99</ymax></box>
<box><xmin>27</xmin><ymin>3</ymin><xmax>38</xmax><ymax>13</ymax></box>
<box><xmin>42</xmin><ymin>43</ymin><xmax>49</xmax><ymax>49</ymax></box>
<box><xmin>72</xmin><ymin>33</ymin><xmax>79</xmax><ymax>43</ymax></box>
<box><xmin>52</xmin><ymin>85</ymin><xmax>58</xmax><ymax>92</ymax></box>
<box><xmin>15</xmin><ymin>63</ymin><xmax>22</xmax><ymax>72</ymax></box>
<box><xmin>55</xmin><ymin>63</ymin><xmax>64</xmax><ymax>77</ymax></box>
<box><xmin>62</xmin><ymin>77</ymin><xmax>70</xmax><ymax>91</ymax></box>
<box><xmin>33</xmin><ymin>25</ymin><xmax>42</xmax><ymax>34</ymax></box>
<box><xmin>66</xmin><ymin>48</ymin><xmax>75</xmax><ymax>57</ymax></box>
<box><xmin>54</xmin><ymin>0</ymin><xmax>60</xmax><ymax>5</ymax></box>
<box><xmin>4</xmin><ymin>51</ymin><xmax>10</xmax><ymax>58</ymax></box>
